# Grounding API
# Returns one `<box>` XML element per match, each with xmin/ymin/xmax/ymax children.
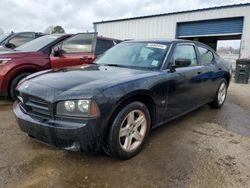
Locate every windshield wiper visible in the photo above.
<box><xmin>104</xmin><ymin>64</ymin><xmax>126</xmax><ymax>67</ymax></box>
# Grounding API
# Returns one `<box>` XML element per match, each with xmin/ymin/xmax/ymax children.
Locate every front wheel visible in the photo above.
<box><xmin>208</xmin><ymin>78</ymin><xmax>228</xmax><ymax>109</ymax></box>
<box><xmin>107</xmin><ymin>102</ymin><xmax>151</xmax><ymax>160</ymax></box>
<box><xmin>10</xmin><ymin>72</ymin><xmax>32</xmax><ymax>100</ymax></box>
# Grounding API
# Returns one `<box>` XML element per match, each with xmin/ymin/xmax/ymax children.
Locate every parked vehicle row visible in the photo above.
<box><xmin>13</xmin><ymin>39</ymin><xmax>232</xmax><ymax>159</ymax></box>
<box><xmin>0</xmin><ymin>32</ymin><xmax>121</xmax><ymax>99</ymax></box>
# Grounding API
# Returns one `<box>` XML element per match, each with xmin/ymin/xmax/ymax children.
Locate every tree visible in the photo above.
<box><xmin>44</xmin><ymin>25</ymin><xmax>65</xmax><ymax>34</ymax></box>
<box><xmin>44</xmin><ymin>25</ymin><xmax>54</xmax><ymax>34</ymax></box>
<box><xmin>52</xmin><ymin>25</ymin><xmax>65</xmax><ymax>34</ymax></box>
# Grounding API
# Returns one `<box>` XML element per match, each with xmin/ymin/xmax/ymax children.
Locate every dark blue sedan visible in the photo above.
<box><xmin>14</xmin><ymin>39</ymin><xmax>232</xmax><ymax>160</ymax></box>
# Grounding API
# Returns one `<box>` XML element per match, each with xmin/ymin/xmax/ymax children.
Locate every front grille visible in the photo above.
<box><xmin>18</xmin><ymin>93</ymin><xmax>52</xmax><ymax>119</ymax></box>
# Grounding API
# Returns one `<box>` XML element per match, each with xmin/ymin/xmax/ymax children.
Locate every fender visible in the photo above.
<box><xmin>102</xmin><ymin>89</ymin><xmax>157</xmax><ymax>137</ymax></box>
<box><xmin>2</xmin><ymin>64</ymin><xmax>44</xmax><ymax>93</ymax></box>
<box><xmin>112</xmin><ymin>89</ymin><xmax>157</xmax><ymax>111</ymax></box>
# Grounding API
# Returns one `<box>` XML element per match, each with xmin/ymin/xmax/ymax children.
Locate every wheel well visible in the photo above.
<box><xmin>8</xmin><ymin>69</ymin><xmax>36</xmax><ymax>93</ymax></box>
<box><xmin>108</xmin><ymin>94</ymin><xmax>156</xmax><ymax>130</ymax></box>
<box><xmin>223</xmin><ymin>73</ymin><xmax>230</xmax><ymax>87</ymax></box>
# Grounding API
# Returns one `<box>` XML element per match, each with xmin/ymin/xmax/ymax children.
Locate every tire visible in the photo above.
<box><xmin>107</xmin><ymin>101</ymin><xmax>151</xmax><ymax>160</ymax></box>
<box><xmin>208</xmin><ymin>78</ymin><xmax>228</xmax><ymax>109</ymax></box>
<box><xmin>10</xmin><ymin>72</ymin><xmax>32</xmax><ymax>100</ymax></box>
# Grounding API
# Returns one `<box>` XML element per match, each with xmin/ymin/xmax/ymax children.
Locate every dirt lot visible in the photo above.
<box><xmin>0</xmin><ymin>82</ymin><xmax>250</xmax><ymax>188</ymax></box>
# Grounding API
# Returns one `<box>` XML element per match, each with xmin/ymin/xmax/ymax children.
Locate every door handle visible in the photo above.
<box><xmin>80</xmin><ymin>56</ymin><xmax>88</xmax><ymax>60</ymax></box>
<box><xmin>197</xmin><ymin>71</ymin><xmax>203</xmax><ymax>75</ymax></box>
<box><xmin>80</xmin><ymin>56</ymin><xmax>93</xmax><ymax>61</ymax></box>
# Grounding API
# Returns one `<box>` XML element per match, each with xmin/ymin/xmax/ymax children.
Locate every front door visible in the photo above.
<box><xmin>165</xmin><ymin>43</ymin><xmax>204</xmax><ymax>119</ymax></box>
<box><xmin>50</xmin><ymin>33</ymin><xmax>97</xmax><ymax>69</ymax></box>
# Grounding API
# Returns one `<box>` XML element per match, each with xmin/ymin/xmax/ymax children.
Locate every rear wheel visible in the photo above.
<box><xmin>107</xmin><ymin>102</ymin><xmax>150</xmax><ymax>160</ymax></box>
<box><xmin>10</xmin><ymin>72</ymin><xmax>32</xmax><ymax>100</ymax></box>
<box><xmin>208</xmin><ymin>78</ymin><xmax>228</xmax><ymax>109</ymax></box>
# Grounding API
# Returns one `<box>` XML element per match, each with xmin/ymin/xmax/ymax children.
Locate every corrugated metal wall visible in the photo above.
<box><xmin>94</xmin><ymin>5</ymin><xmax>250</xmax><ymax>58</ymax></box>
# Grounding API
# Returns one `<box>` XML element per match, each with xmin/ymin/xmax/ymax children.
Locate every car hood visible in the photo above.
<box><xmin>18</xmin><ymin>64</ymin><xmax>158</xmax><ymax>101</ymax></box>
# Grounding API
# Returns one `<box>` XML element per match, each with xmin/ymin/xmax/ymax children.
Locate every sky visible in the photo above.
<box><xmin>0</xmin><ymin>0</ymin><xmax>249</xmax><ymax>34</ymax></box>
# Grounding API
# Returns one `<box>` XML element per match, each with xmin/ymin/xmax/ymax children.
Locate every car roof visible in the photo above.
<box><xmin>124</xmin><ymin>38</ymin><xmax>191</xmax><ymax>43</ymax></box>
<box><xmin>48</xmin><ymin>33</ymin><xmax>71</xmax><ymax>37</ymax></box>
<box><xmin>72</xmin><ymin>32</ymin><xmax>122</xmax><ymax>41</ymax></box>
<box><xmin>97</xmin><ymin>36</ymin><xmax>122</xmax><ymax>41</ymax></box>
<box><xmin>122</xmin><ymin>39</ymin><xmax>217</xmax><ymax>54</ymax></box>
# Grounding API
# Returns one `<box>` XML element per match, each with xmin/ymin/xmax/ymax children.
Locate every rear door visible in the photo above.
<box><xmin>50</xmin><ymin>33</ymin><xmax>97</xmax><ymax>69</ymax></box>
<box><xmin>196</xmin><ymin>45</ymin><xmax>218</xmax><ymax>100</ymax></box>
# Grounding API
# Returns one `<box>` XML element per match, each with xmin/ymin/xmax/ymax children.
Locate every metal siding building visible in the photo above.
<box><xmin>93</xmin><ymin>4</ymin><xmax>250</xmax><ymax>58</ymax></box>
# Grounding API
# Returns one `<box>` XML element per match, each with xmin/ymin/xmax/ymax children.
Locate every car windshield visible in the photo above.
<box><xmin>15</xmin><ymin>35</ymin><xmax>61</xmax><ymax>52</ymax></box>
<box><xmin>95</xmin><ymin>41</ymin><xmax>169</xmax><ymax>69</ymax></box>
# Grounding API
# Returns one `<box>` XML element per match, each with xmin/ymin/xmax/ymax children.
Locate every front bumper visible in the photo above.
<box><xmin>0</xmin><ymin>67</ymin><xmax>9</xmax><ymax>97</ymax></box>
<box><xmin>0</xmin><ymin>80</ymin><xmax>8</xmax><ymax>97</ymax></box>
<box><xmin>13</xmin><ymin>102</ymin><xmax>104</xmax><ymax>153</ymax></box>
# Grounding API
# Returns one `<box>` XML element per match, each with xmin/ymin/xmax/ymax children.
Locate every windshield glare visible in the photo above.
<box><xmin>96</xmin><ymin>42</ymin><xmax>169</xmax><ymax>69</ymax></box>
<box><xmin>15</xmin><ymin>35</ymin><xmax>61</xmax><ymax>52</ymax></box>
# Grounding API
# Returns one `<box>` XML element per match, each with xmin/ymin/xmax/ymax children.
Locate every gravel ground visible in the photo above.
<box><xmin>0</xmin><ymin>82</ymin><xmax>249</xmax><ymax>188</ymax></box>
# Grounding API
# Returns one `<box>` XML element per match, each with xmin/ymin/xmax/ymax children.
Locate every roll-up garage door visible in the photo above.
<box><xmin>177</xmin><ymin>17</ymin><xmax>244</xmax><ymax>38</ymax></box>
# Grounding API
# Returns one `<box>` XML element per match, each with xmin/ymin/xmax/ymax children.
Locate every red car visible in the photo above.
<box><xmin>0</xmin><ymin>33</ymin><xmax>121</xmax><ymax>99</ymax></box>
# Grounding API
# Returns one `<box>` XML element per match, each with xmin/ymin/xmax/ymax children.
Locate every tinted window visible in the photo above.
<box><xmin>198</xmin><ymin>46</ymin><xmax>214</xmax><ymax>65</ymax></box>
<box><xmin>96</xmin><ymin>39</ymin><xmax>114</xmax><ymax>55</ymax></box>
<box><xmin>16</xmin><ymin>35</ymin><xmax>61</xmax><ymax>52</ymax></box>
<box><xmin>173</xmin><ymin>45</ymin><xmax>197</xmax><ymax>66</ymax></box>
<box><xmin>96</xmin><ymin>42</ymin><xmax>169</xmax><ymax>69</ymax></box>
<box><xmin>62</xmin><ymin>33</ymin><xmax>96</xmax><ymax>53</ymax></box>
<box><xmin>8</xmin><ymin>33</ymin><xmax>34</xmax><ymax>47</ymax></box>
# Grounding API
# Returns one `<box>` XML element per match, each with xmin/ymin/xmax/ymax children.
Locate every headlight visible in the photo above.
<box><xmin>64</xmin><ymin>101</ymin><xmax>75</xmax><ymax>112</ymax></box>
<box><xmin>57</xmin><ymin>100</ymin><xmax>99</xmax><ymax>117</ymax></box>
<box><xmin>0</xmin><ymin>58</ymin><xmax>12</xmax><ymax>65</ymax></box>
<box><xmin>78</xmin><ymin>100</ymin><xmax>90</xmax><ymax>112</ymax></box>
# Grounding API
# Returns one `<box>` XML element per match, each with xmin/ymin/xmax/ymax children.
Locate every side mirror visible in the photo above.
<box><xmin>53</xmin><ymin>46</ymin><xmax>63</xmax><ymax>57</ymax></box>
<box><xmin>5</xmin><ymin>42</ymin><xmax>16</xmax><ymax>49</ymax></box>
<box><xmin>174</xmin><ymin>58</ymin><xmax>191</xmax><ymax>68</ymax></box>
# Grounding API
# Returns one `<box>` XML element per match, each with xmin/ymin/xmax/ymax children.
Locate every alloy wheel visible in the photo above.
<box><xmin>119</xmin><ymin>110</ymin><xmax>147</xmax><ymax>152</ymax></box>
<box><xmin>218</xmin><ymin>82</ymin><xmax>227</xmax><ymax>105</ymax></box>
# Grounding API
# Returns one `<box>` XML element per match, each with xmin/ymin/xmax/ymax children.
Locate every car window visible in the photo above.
<box><xmin>62</xmin><ymin>33</ymin><xmax>96</xmax><ymax>53</ymax></box>
<box><xmin>96</xmin><ymin>42</ymin><xmax>169</xmax><ymax>69</ymax></box>
<box><xmin>8</xmin><ymin>33</ymin><xmax>34</xmax><ymax>47</ymax></box>
<box><xmin>96</xmin><ymin>39</ymin><xmax>114</xmax><ymax>55</ymax></box>
<box><xmin>198</xmin><ymin>46</ymin><xmax>214</xmax><ymax>65</ymax></box>
<box><xmin>173</xmin><ymin>45</ymin><xmax>197</xmax><ymax>66</ymax></box>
